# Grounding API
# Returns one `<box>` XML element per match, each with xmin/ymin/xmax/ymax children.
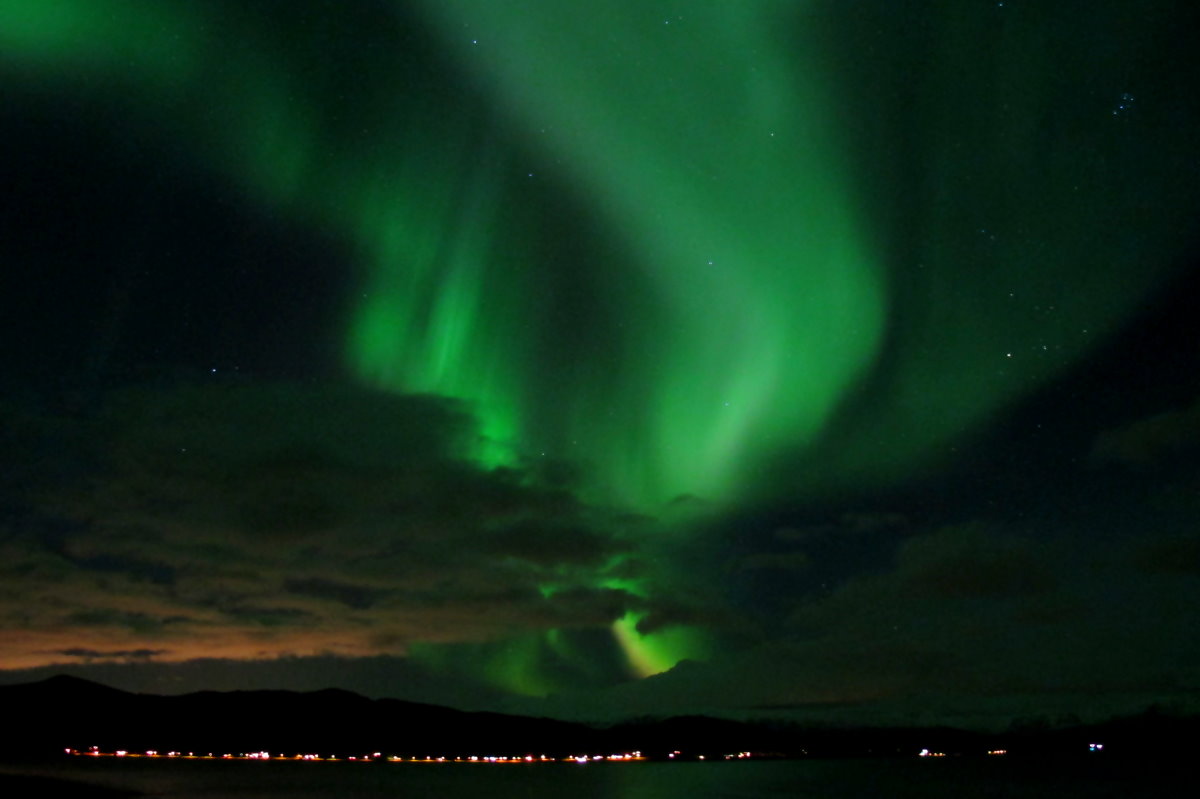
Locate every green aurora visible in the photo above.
<box><xmin>2</xmin><ymin>0</ymin><xmax>1196</xmax><ymax>698</ymax></box>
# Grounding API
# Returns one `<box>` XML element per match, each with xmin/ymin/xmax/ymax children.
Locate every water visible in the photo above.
<box><xmin>1</xmin><ymin>757</ymin><xmax>1187</xmax><ymax>798</ymax></box>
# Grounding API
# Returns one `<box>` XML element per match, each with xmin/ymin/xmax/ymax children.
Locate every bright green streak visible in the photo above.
<box><xmin>613</xmin><ymin>611</ymin><xmax>711</xmax><ymax>679</ymax></box>
<box><xmin>417</xmin><ymin>0</ymin><xmax>885</xmax><ymax>508</ymax></box>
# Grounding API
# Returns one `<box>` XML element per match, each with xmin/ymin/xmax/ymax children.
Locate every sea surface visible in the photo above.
<box><xmin>0</xmin><ymin>756</ymin><xmax>1188</xmax><ymax>798</ymax></box>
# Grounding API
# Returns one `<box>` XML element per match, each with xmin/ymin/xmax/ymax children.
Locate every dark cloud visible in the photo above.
<box><xmin>894</xmin><ymin>525</ymin><xmax>1054</xmax><ymax>600</ymax></box>
<box><xmin>633</xmin><ymin>597</ymin><xmax>737</xmax><ymax>637</ymax></box>
<box><xmin>221</xmin><ymin>606</ymin><xmax>316</xmax><ymax>627</ymax></box>
<box><xmin>283</xmin><ymin>577</ymin><xmax>384</xmax><ymax>610</ymax></box>
<box><xmin>788</xmin><ymin>524</ymin><xmax>1059</xmax><ymax>639</ymax></box>
<box><xmin>52</xmin><ymin>648</ymin><xmax>168</xmax><ymax>662</ymax></box>
<box><xmin>477</xmin><ymin>520</ymin><xmax>629</xmax><ymax>568</ymax></box>
<box><xmin>771</xmin><ymin>510</ymin><xmax>908</xmax><ymax>545</ymax></box>
<box><xmin>63</xmin><ymin>610</ymin><xmax>191</xmax><ymax>632</ymax></box>
<box><xmin>736</xmin><ymin>551</ymin><xmax>810</xmax><ymax>573</ymax></box>
<box><xmin>1130</xmin><ymin>535</ymin><xmax>1200</xmax><ymax>577</ymax></box>
<box><xmin>839</xmin><ymin>512</ymin><xmax>909</xmax><ymax>535</ymax></box>
<box><xmin>58</xmin><ymin>553</ymin><xmax>177</xmax><ymax>587</ymax></box>
<box><xmin>1091</xmin><ymin>398</ymin><xmax>1200</xmax><ymax>467</ymax></box>
<box><xmin>0</xmin><ymin>381</ymin><xmax>657</xmax><ymax>673</ymax></box>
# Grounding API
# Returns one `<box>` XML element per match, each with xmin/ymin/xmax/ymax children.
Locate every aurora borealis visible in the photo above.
<box><xmin>2</xmin><ymin>1</ymin><xmax>1199</xmax><ymax>726</ymax></box>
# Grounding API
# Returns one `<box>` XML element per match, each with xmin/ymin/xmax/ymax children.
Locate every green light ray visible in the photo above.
<box><xmin>418</xmin><ymin>0</ymin><xmax>886</xmax><ymax>508</ymax></box>
<box><xmin>612</xmin><ymin>612</ymin><xmax>709</xmax><ymax>679</ymax></box>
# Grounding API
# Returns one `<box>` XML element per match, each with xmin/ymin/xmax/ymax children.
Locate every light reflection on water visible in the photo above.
<box><xmin>2</xmin><ymin>757</ymin><xmax>1190</xmax><ymax>799</ymax></box>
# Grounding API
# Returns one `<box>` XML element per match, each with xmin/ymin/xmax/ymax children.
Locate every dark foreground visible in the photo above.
<box><xmin>0</xmin><ymin>771</ymin><xmax>138</xmax><ymax>798</ymax></box>
<box><xmin>1</xmin><ymin>754</ymin><xmax>1192</xmax><ymax>799</ymax></box>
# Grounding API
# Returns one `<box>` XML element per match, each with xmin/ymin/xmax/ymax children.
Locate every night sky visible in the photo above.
<box><xmin>2</xmin><ymin>0</ymin><xmax>1199</xmax><ymax>729</ymax></box>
